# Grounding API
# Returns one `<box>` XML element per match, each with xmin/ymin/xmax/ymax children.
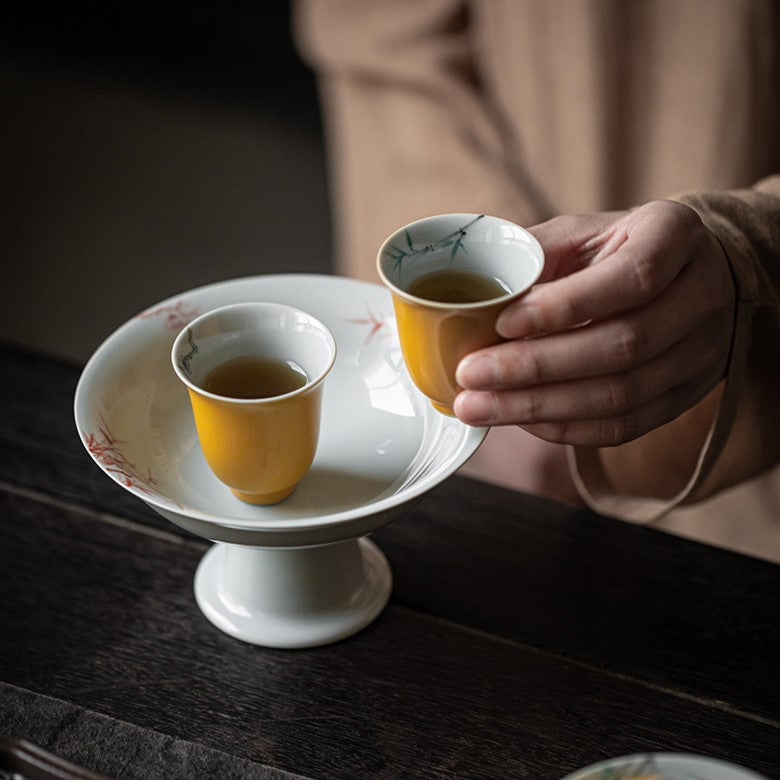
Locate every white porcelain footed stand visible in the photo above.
<box><xmin>193</xmin><ymin>537</ymin><xmax>392</xmax><ymax>649</ymax></box>
<box><xmin>76</xmin><ymin>275</ymin><xmax>487</xmax><ymax>651</ymax></box>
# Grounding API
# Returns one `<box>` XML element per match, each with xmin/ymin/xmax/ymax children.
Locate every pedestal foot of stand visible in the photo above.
<box><xmin>193</xmin><ymin>537</ymin><xmax>392</xmax><ymax>649</ymax></box>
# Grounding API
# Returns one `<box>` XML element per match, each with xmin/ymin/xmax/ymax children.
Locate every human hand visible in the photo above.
<box><xmin>453</xmin><ymin>200</ymin><xmax>736</xmax><ymax>446</ymax></box>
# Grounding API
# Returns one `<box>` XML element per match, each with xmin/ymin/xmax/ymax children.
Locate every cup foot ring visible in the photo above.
<box><xmin>230</xmin><ymin>486</ymin><xmax>295</xmax><ymax>505</ymax></box>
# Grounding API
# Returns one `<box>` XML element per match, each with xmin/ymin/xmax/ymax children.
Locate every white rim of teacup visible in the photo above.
<box><xmin>376</xmin><ymin>212</ymin><xmax>544</xmax><ymax>310</ymax></box>
<box><xmin>171</xmin><ymin>302</ymin><xmax>337</xmax><ymax>404</ymax></box>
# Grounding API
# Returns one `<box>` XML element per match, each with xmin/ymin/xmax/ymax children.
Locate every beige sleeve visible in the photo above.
<box><xmin>292</xmin><ymin>0</ymin><xmax>545</xmax><ymax>281</ymax></box>
<box><xmin>571</xmin><ymin>175</ymin><xmax>780</xmax><ymax>522</ymax></box>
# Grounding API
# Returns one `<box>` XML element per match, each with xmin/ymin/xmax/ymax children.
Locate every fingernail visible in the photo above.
<box><xmin>456</xmin><ymin>354</ymin><xmax>497</xmax><ymax>389</ymax></box>
<box><xmin>454</xmin><ymin>391</ymin><xmax>497</xmax><ymax>425</ymax></box>
<box><xmin>495</xmin><ymin>309</ymin><xmax>514</xmax><ymax>338</ymax></box>
<box><xmin>496</xmin><ymin>302</ymin><xmax>540</xmax><ymax>338</ymax></box>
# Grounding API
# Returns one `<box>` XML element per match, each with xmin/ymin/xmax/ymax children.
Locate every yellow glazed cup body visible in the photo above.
<box><xmin>391</xmin><ymin>295</ymin><xmax>509</xmax><ymax>415</ymax></box>
<box><xmin>171</xmin><ymin>303</ymin><xmax>336</xmax><ymax>505</ymax></box>
<box><xmin>185</xmin><ymin>384</ymin><xmax>322</xmax><ymax>505</ymax></box>
<box><xmin>377</xmin><ymin>213</ymin><xmax>544</xmax><ymax>416</ymax></box>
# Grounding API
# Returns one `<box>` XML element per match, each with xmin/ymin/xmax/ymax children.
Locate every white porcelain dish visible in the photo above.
<box><xmin>74</xmin><ymin>274</ymin><xmax>487</xmax><ymax>647</ymax></box>
<box><xmin>563</xmin><ymin>752</ymin><xmax>768</xmax><ymax>780</ymax></box>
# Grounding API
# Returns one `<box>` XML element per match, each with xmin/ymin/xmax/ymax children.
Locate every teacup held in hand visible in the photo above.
<box><xmin>377</xmin><ymin>213</ymin><xmax>544</xmax><ymax>416</ymax></box>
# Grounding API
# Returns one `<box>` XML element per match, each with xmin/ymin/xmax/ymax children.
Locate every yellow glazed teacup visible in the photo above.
<box><xmin>171</xmin><ymin>302</ymin><xmax>336</xmax><ymax>505</ymax></box>
<box><xmin>377</xmin><ymin>213</ymin><xmax>544</xmax><ymax>415</ymax></box>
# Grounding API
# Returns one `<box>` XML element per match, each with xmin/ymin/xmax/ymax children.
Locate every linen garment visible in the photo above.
<box><xmin>294</xmin><ymin>0</ymin><xmax>780</xmax><ymax>560</ymax></box>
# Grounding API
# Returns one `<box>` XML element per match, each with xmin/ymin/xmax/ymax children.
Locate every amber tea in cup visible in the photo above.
<box><xmin>377</xmin><ymin>213</ymin><xmax>544</xmax><ymax>416</ymax></box>
<box><xmin>172</xmin><ymin>302</ymin><xmax>336</xmax><ymax>505</ymax></box>
<box><xmin>406</xmin><ymin>268</ymin><xmax>511</xmax><ymax>304</ymax></box>
<box><xmin>203</xmin><ymin>356</ymin><xmax>308</xmax><ymax>399</ymax></box>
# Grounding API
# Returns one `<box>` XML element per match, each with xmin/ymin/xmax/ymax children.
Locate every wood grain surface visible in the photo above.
<box><xmin>1</xmin><ymin>343</ymin><xmax>778</xmax><ymax>779</ymax></box>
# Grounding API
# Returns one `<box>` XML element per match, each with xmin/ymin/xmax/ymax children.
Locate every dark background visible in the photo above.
<box><xmin>1</xmin><ymin>1</ymin><xmax>332</xmax><ymax>364</ymax></box>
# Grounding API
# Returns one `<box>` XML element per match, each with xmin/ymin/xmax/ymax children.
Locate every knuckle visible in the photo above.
<box><xmin>631</xmin><ymin>254</ymin><xmax>662</xmax><ymax>297</ymax></box>
<box><xmin>519</xmin><ymin>348</ymin><xmax>546</xmax><ymax>385</ymax></box>
<box><xmin>602</xmin><ymin>416</ymin><xmax>633</xmax><ymax>446</ymax></box>
<box><xmin>605</xmin><ymin>375</ymin><xmax>636</xmax><ymax>415</ymax></box>
<box><xmin>518</xmin><ymin>391</ymin><xmax>543</xmax><ymax>422</ymax></box>
<box><xmin>677</xmin><ymin>202</ymin><xmax>703</xmax><ymax>231</ymax></box>
<box><xmin>588</xmin><ymin>412</ymin><xmax>641</xmax><ymax>446</ymax></box>
<box><xmin>656</xmin><ymin>199</ymin><xmax>701</xmax><ymax>231</ymax></box>
<box><xmin>612</xmin><ymin>321</ymin><xmax>648</xmax><ymax>366</ymax></box>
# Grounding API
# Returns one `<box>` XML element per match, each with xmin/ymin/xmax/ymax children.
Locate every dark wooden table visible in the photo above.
<box><xmin>0</xmin><ymin>341</ymin><xmax>778</xmax><ymax>779</ymax></box>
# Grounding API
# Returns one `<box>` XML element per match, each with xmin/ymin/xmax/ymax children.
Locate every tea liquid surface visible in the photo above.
<box><xmin>406</xmin><ymin>268</ymin><xmax>510</xmax><ymax>303</ymax></box>
<box><xmin>203</xmin><ymin>356</ymin><xmax>308</xmax><ymax>399</ymax></box>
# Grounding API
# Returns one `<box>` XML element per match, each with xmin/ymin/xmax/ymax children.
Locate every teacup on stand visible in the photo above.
<box><xmin>171</xmin><ymin>302</ymin><xmax>336</xmax><ymax>505</ymax></box>
<box><xmin>377</xmin><ymin>213</ymin><xmax>544</xmax><ymax>416</ymax></box>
